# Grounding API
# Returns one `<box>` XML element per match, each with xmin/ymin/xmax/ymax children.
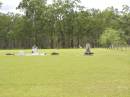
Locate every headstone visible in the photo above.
<box><xmin>32</xmin><ymin>45</ymin><xmax>39</xmax><ymax>55</ymax></box>
<box><xmin>84</xmin><ymin>43</ymin><xmax>94</xmax><ymax>55</ymax></box>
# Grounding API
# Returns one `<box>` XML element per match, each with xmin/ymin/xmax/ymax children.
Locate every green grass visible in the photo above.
<box><xmin>0</xmin><ymin>48</ymin><xmax>130</xmax><ymax>97</ymax></box>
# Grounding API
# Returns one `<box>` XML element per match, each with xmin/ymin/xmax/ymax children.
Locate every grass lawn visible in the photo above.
<box><xmin>0</xmin><ymin>48</ymin><xmax>130</xmax><ymax>97</ymax></box>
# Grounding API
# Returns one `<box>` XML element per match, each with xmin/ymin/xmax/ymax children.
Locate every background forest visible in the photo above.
<box><xmin>0</xmin><ymin>0</ymin><xmax>130</xmax><ymax>49</ymax></box>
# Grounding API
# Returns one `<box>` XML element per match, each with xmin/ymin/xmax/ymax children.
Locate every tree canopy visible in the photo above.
<box><xmin>0</xmin><ymin>0</ymin><xmax>130</xmax><ymax>49</ymax></box>
<box><xmin>100</xmin><ymin>28</ymin><xmax>126</xmax><ymax>47</ymax></box>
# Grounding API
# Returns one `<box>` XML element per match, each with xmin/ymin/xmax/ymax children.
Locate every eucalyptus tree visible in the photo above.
<box><xmin>120</xmin><ymin>5</ymin><xmax>130</xmax><ymax>44</ymax></box>
<box><xmin>1</xmin><ymin>0</ymin><xmax>130</xmax><ymax>49</ymax></box>
<box><xmin>46</xmin><ymin>0</ymin><xmax>81</xmax><ymax>48</ymax></box>
<box><xmin>18</xmin><ymin>0</ymin><xmax>48</xmax><ymax>47</ymax></box>
<box><xmin>100</xmin><ymin>28</ymin><xmax>123</xmax><ymax>48</ymax></box>
<box><xmin>0</xmin><ymin>13</ymin><xmax>25</xmax><ymax>48</ymax></box>
<box><xmin>0</xmin><ymin>13</ymin><xmax>12</xmax><ymax>48</ymax></box>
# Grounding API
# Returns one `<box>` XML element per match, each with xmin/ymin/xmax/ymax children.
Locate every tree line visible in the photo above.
<box><xmin>0</xmin><ymin>0</ymin><xmax>130</xmax><ymax>49</ymax></box>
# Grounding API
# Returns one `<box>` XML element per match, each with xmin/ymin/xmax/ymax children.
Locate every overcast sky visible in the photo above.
<box><xmin>0</xmin><ymin>0</ymin><xmax>130</xmax><ymax>14</ymax></box>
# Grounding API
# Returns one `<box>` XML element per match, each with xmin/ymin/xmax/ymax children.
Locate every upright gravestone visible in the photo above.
<box><xmin>32</xmin><ymin>45</ymin><xmax>38</xmax><ymax>54</ymax></box>
<box><xmin>84</xmin><ymin>43</ymin><xmax>93</xmax><ymax>55</ymax></box>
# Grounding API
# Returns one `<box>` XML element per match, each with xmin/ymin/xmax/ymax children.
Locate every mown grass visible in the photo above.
<box><xmin>0</xmin><ymin>48</ymin><xmax>130</xmax><ymax>97</ymax></box>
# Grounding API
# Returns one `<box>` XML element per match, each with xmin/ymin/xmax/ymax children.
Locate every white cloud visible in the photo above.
<box><xmin>0</xmin><ymin>0</ymin><xmax>22</xmax><ymax>13</ymax></box>
<box><xmin>0</xmin><ymin>0</ymin><xmax>130</xmax><ymax>14</ymax></box>
<box><xmin>81</xmin><ymin>0</ymin><xmax>130</xmax><ymax>10</ymax></box>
